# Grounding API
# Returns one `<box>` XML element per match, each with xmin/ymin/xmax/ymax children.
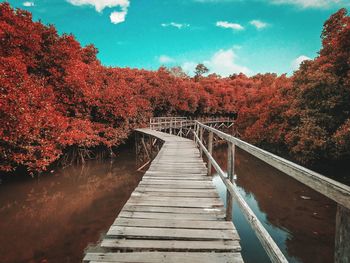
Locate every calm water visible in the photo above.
<box><xmin>0</xmin><ymin>141</ymin><xmax>337</xmax><ymax>263</ymax></box>
<box><xmin>0</xmin><ymin>144</ymin><xmax>142</xmax><ymax>263</ymax></box>
<box><xmin>212</xmin><ymin>146</ymin><xmax>336</xmax><ymax>263</ymax></box>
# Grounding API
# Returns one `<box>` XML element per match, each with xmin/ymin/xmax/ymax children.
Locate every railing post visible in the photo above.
<box><xmin>226</xmin><ymin>142</ymin><xmax>235</xmax><ymax>221</ymax></box>
<box><xmin>180</xmin><ymin>120</ymin><xmax>183</xmax><ymax>137</ymax></box>
<box><xmin>135</xmin><ymin>132</ymin><xmax>139</xmax><ymax>164</ymax></box>
<box><xmin>149</xmin><ymin>135</ymin><xmax>153</xmax><ymax>159</ymax></box>
<box><xmin>335</xmin><ymin>204</ymin><xmax>350</xmax><ymax>263</ymax></box>
<box><xmin>195</xmin><ymin>123</ymin><xmax>200</xmax><ymax>145</ymax></box>
<box><xmin>193</xmin><ymin>123</ymin><xmax>197</xmax><ymax>143</ymax></box>
<box><xmin>199</xmin><ymin>126</ymin><xmax>203</xmax><ymax>157</ymax></box>
<box><xmin>207</xmin><ymin>131</ymin><xmax>213</xmax><ymax>176</ymax></box>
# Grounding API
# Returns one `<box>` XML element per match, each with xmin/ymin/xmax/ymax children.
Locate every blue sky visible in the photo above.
<box><xmin>6</xmin><ymin>0</ymin><xmax>350</xmax><ymax>76</ymax></box>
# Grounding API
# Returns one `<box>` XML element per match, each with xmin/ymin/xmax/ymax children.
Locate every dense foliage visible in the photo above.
<box><xmin>1</xmin><ymin>3</ymin><xmax>349</xmax><ymax>174</ymax></box>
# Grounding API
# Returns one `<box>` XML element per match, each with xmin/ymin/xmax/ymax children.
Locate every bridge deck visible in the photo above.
<box><xmin>84</xmin><ymin>128</ymin><xmax>243</xmax><ymax>263</ymax></box>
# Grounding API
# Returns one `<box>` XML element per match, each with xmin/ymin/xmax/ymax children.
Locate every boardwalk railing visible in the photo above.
<box><xmin>192</xmin><ymin>120</ymin><xmax>350</xmax><ymax>263</ymax></box>
<box><xmin>149</xmin><ymin>116</ymin><xmax>234</xmax><ymax>133</ymax></box>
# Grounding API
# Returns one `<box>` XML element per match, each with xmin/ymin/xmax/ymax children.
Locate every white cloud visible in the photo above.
<box><xmin>271</xmin><ymin>0</ymin><xmax>347</xmax><ymax>8</ymax></box>
<box><xmin>67</xmin><ymin>0</ymin><xmax>130</xmax><ymax>24</ymax></box>
<box><xmin>110</xmin><ymin>10</ymin><xmax>128</xmax><ymax>24</ymax></box>
<box><xmin>23</xmin><ymin>1</ymin><xmax>35</xmax><ymax>7</ymax></box>
<box><xmin>292</xmin><ymin>55</ymin><xmax>311</xmax><ymax>70</ymax></box>
<box><xmin>250</xmin><ymin>20</ymin><xmax>268</xmax><ymax>29</ymax></box>
<box><xmin>182</xmin><ymin>62</ymin><xmax>198</xmax><ymax>75</ymax></box>
<box><xmin>182</xmin><ymin>48</ymin><xmax>251</xmax><ymax>77</ymax></box>
<box><xmin>161</xmin><ymin>22</ymin><xmax>190</xmax><ymax>29</ymax></box>
<box><xmin>216</xmin><ymin>21</ymin><xmax>244</xmax><ymax>31</ymax></box>
<box><xmin>158</xmin><ymin>55</ymin><xmax>175</xmax><ymax>64</ymax></box>
<box><xmin>67</xmin><ymin>0</ymin><xmax>129</xmax><ymax>12</ymax></box>
<box><xmin>194</xmin><ymin>0</ymin><xmax>241</xmax><ymax>2</ymax></box>
<box><xmin>205</xmin><ymin>48</ymin><xmax>251</xmax><ymax>76</ymax></box>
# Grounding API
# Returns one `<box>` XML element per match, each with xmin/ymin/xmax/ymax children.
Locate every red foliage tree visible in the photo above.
<box><xmin>1</xmin><ymin>2</ymin><xmax>349</xmax><ymax>174</ymax></box>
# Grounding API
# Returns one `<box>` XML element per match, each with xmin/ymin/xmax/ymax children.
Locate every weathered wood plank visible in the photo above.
<box><xmin>139</xmin><ymin>180</ymin><xmax>214</xmax><ymax>186</ymax></box>
<box><xmin>101</xmin><ymin>239</ymin><xmax>241</xmax><ymax>252</ymax></box>
<box><xmin>132</xmin><ymin>191</ymin><xmax>219</xmax><ymax>197</ymax></box>
<box><xmin>84</xmin><ymin>252</ymin><xmax>244</xmax><ymax>263</ymax></box>
<box><xmin>129</xmin><ymin>196</ymin><xmax>222</xmax><ymax>203</ymax></box>
<box><xmin>113</xmin><ymin>218</ymin><xmax>234</xmax><ymax>230</ymax></box>
<box><xmin>121</xmin><ymin>205</ymin><xmax>225</xmax><ymax>215</ymax></box>
<box><xmin>118</xmin><ymin>211</ymin><xmax>225</xmax><ymax>221</ymax></box>
<box><xmin>107</xmin><ymin>226</ymin><xmax>239</xmax><ymax>240</ymax></box>
<box><xmin>137</xmin><ymin>183</ymin><xmax>216</xmax><ymax>189</ymax></box>
<box><xmin>142</xmin><ymin>176</ymin><xmax>211</xmax><ymax>181</ymax></box>
<box><xmin>126</xmin><ymin>200</ymin><xmax>223</xmax><ymax>208</ymax></box>
<box><xmin>134</xmin><ymin>186</ymin><xmax>215</xmax><ymax>193</ymax></box>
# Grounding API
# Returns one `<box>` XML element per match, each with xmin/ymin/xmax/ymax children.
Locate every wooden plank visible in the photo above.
<box><xmin>101</xmin><ymin>239</ymin><xmax>241</xmax><ymax>252</ymax></box>
<box><xmin>147</xmin><ymin>169</ymin><xmax>207</xmax><ymax>173</ymax></box>
<box><xmin>129</xmin><ymin>196</ymin><xmax>222</xmax><ymax>203</ymax></box>
<box><xmin>126</xmin><ymin>200</ymin><xmax>223</xmax><ymax>208</ymax></box>
<box><xmin>135</xmin><ymin>187</ymin><xmax>217</xmax><ymax>193</ymax></box>
<box><xmin>84</xmin><ymin>252</ymin><xmax>244</xmax><ymax>263</ymax></box>
<box><xmin>142</xmin><ymin>177</ymin><xmax>211</xmax><ymax>182</ymax></box>
<box><xmin>121</xmin><ymin>205</ymin><xmax>225</xmax><ymax>215</ymax></box>
<box><xmin>132</xmin><ymin>191</ymin><xmax>219</xmax><ymax>197</ymax></box>
<box><xmin>118</xmin><ymin>211</ymin><xmax>225</xmax><ymax>221</ymax></box>
<box><xmin>149</xmin><ymin>164</ymin><xmax>206</xmax><ymax>168</ymax></box>
<box><xmin>139</xmin><ymin>180</ymin><xmax>214</xmax><ymax>185</ymax></box>
<box><xmin>143</xmin><ymin>173</ymin><xmax>207</xmax><ymax>177</ymax></box>
<box><xmin>113</xmin><ymin>218</ymin><xmax>235</xmax><ymax>230</ymax></box>
<box><xmin>107</xmin><ymin>226</ymin><xmax>239</xmax><ymax>240</ymax></box>
<box><xmin>137</xmin><ymin>183</ymin><xmax>215</xmax><ymax>189</ymax></box>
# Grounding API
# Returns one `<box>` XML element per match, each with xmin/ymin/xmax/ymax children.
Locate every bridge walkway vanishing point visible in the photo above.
<box><xmin>84</xmin><ymin>117</ymin><xmax>350</xmax><ymax>263</ymax></box>
<box><xmin>84</xmin><ymin>128</ymin><xmax>244</xmax><ymax>263</ymax></box>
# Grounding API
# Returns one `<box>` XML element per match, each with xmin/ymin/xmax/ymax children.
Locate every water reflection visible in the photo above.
<box><xmin>212</xmin><ymin>145</ymin><xmax>336</xmax><ymax>263</ymax></box>
<box><xmin>0</xmin><ymin>145</ymin><xmax>142</xmax><ymax>263</ymax></box>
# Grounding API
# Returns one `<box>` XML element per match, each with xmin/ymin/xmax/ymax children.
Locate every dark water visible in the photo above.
<box><xmin>0</xmin><ymin>144</ymin><xmax>142</xmax><ymax>263</ymax></box>
<box><xmin>0</xmin><ymin>141</ymin><xmax>337</xmax><ymax>263</ymax></box>
<box><xmin>212</xmin><ymin>146</ymin><xmax>336</xmax><ymax>263</ymax></box>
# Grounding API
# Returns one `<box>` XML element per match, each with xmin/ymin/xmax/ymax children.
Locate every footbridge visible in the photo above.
<box><xmin>84</xmin><ymin>117</ymin><xmax>350</xmax><ymax>263</ymax></box>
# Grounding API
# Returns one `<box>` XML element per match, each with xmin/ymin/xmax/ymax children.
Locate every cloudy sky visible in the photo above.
<box><xmin>6</xmin><ymin>0</ymin><xmax>350</xmax><ymax>76</ymax></box>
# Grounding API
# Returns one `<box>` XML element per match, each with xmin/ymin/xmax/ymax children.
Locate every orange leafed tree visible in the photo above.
<box><xmin>1</xmin><ymin>3</ymin><xmax>349</xmax><ymax>174</ymax></box>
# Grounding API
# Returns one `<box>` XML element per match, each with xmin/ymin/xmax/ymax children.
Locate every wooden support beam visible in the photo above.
<box><xmin>152</xmin><ymin>138</ymin><xmax>158</xmax><ymax>146</ymax></box>
<box><xmin>335</xmin><ymin>205</ymin><xmax>350</xmax><ymax>263</ymax></box>
<box><xmin>199</xmin><ymin>127</ymin><xmax>203</xmax><ymax>157</ymax></box>
<box><xmin>226</xmin><ymin>142</ymin><xmax>234</xmax><ymax>221</ymax></box>
<box><xmin>149</xmin><ymin>135</ymin><xmax>153</xmax><ymax>159</ymax></box>
<box><xmin>141</xmin><ymin>136</ymin><xmax>150</xmax><ymax>160</ymax></box>
<box><xmin>195</xmin><ymin>124</ymin><xmax>199</xmax><ymax>146</ymax></box>
<box><xmin>207</xmin><ymin>131</ymin><xmax>213</xmax><ymax>176</ymax></box>
<box><xmin>135</xmin><ymin>132</ymin><xmax>139</xmax><ymax>164</ymax></box>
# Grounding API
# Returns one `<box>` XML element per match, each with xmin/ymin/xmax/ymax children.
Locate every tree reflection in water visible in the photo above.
<box><xmin>0</xmin><ymin>145</ymin><xmax>142</xmax><ymax>263</ymax></box>
<box><xmin>212</xmin><ymin>145</ymin><xmax>336</xmax><ymax>263</ymax></box>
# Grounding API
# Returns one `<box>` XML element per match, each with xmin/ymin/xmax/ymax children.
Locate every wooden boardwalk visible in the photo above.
<box><xmin>84</xmin><ymin>128</ymin><xmax>243</xmax><ymax>263</ymax></box>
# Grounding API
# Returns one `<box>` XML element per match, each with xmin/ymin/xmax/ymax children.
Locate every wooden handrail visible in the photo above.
<box><xmin>149</xmin><ymin>117</ymin><xmax>234</xmax><ymax>131</ymax></box>
<box><xmin>195</xmin><ymin>121</ymin><xmax>350</xmax><ymax>210</ymax></box>
<box><xmin>193</xmin><ymin>120</ymin><xmax>350</xmax><ymax>263</ymax></box>
<box><xmin>193</xmin><ymin>127</ymin><xmax>288</xmax><ymax>263</ymax></box>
